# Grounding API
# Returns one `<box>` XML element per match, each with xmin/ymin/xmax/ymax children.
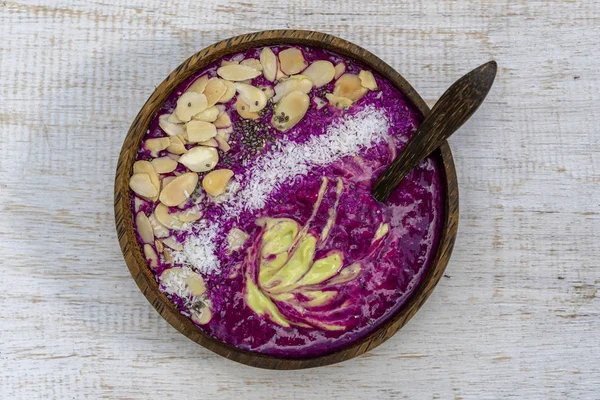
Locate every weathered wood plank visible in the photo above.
<box><xmin>1</xmin><ymin>0</ymin><xmax>598</xmax><ymax>398</ymax></box>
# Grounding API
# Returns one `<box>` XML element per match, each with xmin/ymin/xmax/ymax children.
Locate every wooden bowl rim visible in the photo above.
<box><xmin>114</xmin><ymin>29</ymin><xmax>459</xmax><ymax>370</ymax></box>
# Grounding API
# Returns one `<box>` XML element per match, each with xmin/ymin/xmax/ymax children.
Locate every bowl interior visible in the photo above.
<box><xmin>114</xmin><ymin>29</ymin><xmax>458</xmax><ymax>369</ymax></box>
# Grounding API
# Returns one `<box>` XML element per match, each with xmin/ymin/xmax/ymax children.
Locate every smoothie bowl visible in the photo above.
<box><xmin>114</xmin><ymin>30</ymin><xmax>458</xmax><ymax>369</ymax></box>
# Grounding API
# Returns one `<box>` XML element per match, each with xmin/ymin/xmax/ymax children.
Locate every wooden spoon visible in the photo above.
<box><xmin>371</xmin><ymin>61</ymin><xmax>497</xmax><ymax>203</ymax></box>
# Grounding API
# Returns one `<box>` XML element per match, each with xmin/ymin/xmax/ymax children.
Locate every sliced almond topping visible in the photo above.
<box><xmin>148</xmin><ymin>213</ymin><xmax>170</xmax><ymax>238</ymax></box>
<box><xmin>143</xmin><ymin>244</ymin><xmax>159</xmax><ymax>269</ymax></box>
<box><xmin>217</xmin><ymin>126</ymin><xmax>233</xmax><ymax>141</ymax></box>
<box><xmin>166</xmin><ymin>153</ymin><xmax>180</xmax><ymax>161</ymax></box>
<box><xmin>218</xmin><ymin>80</ymin><xmax>236</xmax><ymax>103</ymax></box>
<box><xmin>216</xmin><ymin>64</ymin><xmax>261</xmax><ymax>81</ymax></box>
<box><xmin>161</xmin><ymin>236</ymin><xmax>184</xmax><ymax>251</ymax></box>
<box><xmin>186</xmin><ymin>274</ymin><xmax>206</xmax><ymax>296</ymax></box>
<box><xmin>133</xmin><ymin>161</ymin><xmax>160</xmax><ymax>194</ymax></box>
<box><xmin>159</xmin><ymin>114</ymin><xmax>185</xmax><ymax>136</ymax></box>
<box><xmin>227</xmin><ymin>228</ymin><xmax>249</xmax><ymax>252</ymax></box>
<box><xmin>133</xmin><ymin>197</ymin><xmax>145</xmax><ymax>212</ymax></box>
<box><xmin>334</xmin><ymin>62</ymin><xmax>346</xmax><ymax>79</ymax></box>
<box><xmin>145</xmin><ymin>137</ymin><xmax>170</xmax><ymax>157</ymax></box>
<box><xmin>177</xmin><ymin>206</ymin><xmax>203</xmax><ymax>223</ymax></box>
<box><xmin>271</xmin><ymin>90</ymin><xmax>310</xmax><ymax>132</ymax></box>
<box><xmin>278</xmin><ymin>48</ymin><xmax>307</xmax><ymax>75</ymax></box>
<box><xmin>203</xmin><ymin>78</ymin><xmax>228</xmax><ymax>107</ymax></box>
<box><xmin>333</xmin><ymin>73</ymin><xmax>368</xmax><ymax>101</ymax></box>
<box><xmin>215</xmin><ymin>104</ymin><xmax>226</xmax><ymax>114</ymax></box>
<box><xmin>313</xmin><ymin>97</ymin><xmax>327</xmax><ymax>109</ymax></box>
<box><xmin>129</xmin><ymin>175</ymin><xmax>157</xmax><ymax>204</ymax></box>
<box><xmin>199</xmin><ymin>138</ymin><xmax>218</xmax><ymax>147</ymax></box>
<box><xmin>167</xmin><ymin>135</ymin><xmax>187</xmax><ymax>155</ymax></box>
<box><xmin>358</xmin><ymin>70</ymin><xmax>378</xmax><ymax>90</ymax></box>
<box><xmin>220</xmin><ymin>59</ymin><xmax>239</xmax><ymax>67</ymax></box>
<box><xmin>214</xmin><ymin>134</ymin><xmax>231</xmax><ymax>152</ymax></box>
<box><xmin>234</xmin><ymin>83</ymin><xmax>267</xmax><ymax>112</ymax></box>
<box><xmin>159</xmin><ymin>172</ymin><xmax>199</xmax><ymax>206</ymax></box>
<box><xmin>276</xmin><ymin>66</ymin><xmax>287</xmax><ymax>81</ymax></box>
<box><xmin>260</xmin><ymin>47</ymin><xmax>277</xmax><ymax>81</ymax></box>
<box><xmin>185</xmin><ymin>120</ymin><xmax>217</xmax><ymax>143</ymax></box>
<box><xmin>325</xmin><ymin>93</ymin><xmax>353</xmax><ymax>109</ymax></box>
<box><xmin>259</xmin><ymin>85</ymin><xmax>275</xmax><ymax>100</ymax></box>
<box><xmin>151</xmin><ymin>157</ymin><xmax>178</xmax><ymax>174</ymax></box>
<box><xmin>235</xmin><ymin>98</ymin><xmax>259</xmax><ymax>120</ymax></box>
<box><xmin>202</xmin><ymin>169</ymin><xmax>234</xmax><ymax>197</ymax></box>
<box><xmin>163</xmin><ymin>248</ymin><xmax>173</xmax><ymax>263</ymax></box>
<box><xmin>167</xmin><ymin>113</ymin><xmax>183</xmax><ymax>124</ymax></box>
<box><xmin>240</xmin><ymin>58</ymin><xmax>263</xmax><ymax>72</ymax></box>
<box><xmin>155</xmin><ymin>239</ymin><xmax>164</xmax><ymax>253</ymax></box>
<box><xmin>162</xmin><ymin>175</ymin><xmax>176</xmax><ymax>187</ymax></box>
<box><xmin>272</xmin><ymin>75</ymin><xmax>312</xmax><ymax>103</ymax></box>
<box><xmin>178</xmin><ymin>146</ymin><xmax>218</xmax><ymax>173</ymax></box>
<box><xmin>302</xmin><ymin>60</ymin><xmax>335</xmax><ymax>88</ymax></box>
<box><xmin>193</xmin><ymin>106</ymin><xmax>220</xmax><ymax>122</ymax></box>
<box><xmin>192</xmin><ymin>306</ymin><xmax>212</xmax><ymax>325</ymax></box>
<box><xmin>155</xmin><ymin>203</ymin><xmax>186</xmax><ymax>230</ymax></box>
<box><xmin>136</xmin><ymin>212</ymin><xmax>154</xmax><ymax>244</ymax></box>
<box><xmin>175</xmin><ymin>92</ymin><xmax>208</xmax><ymax>122</ymax></box>
<box><xmin>186</xmin><ymin>75</ymin><xmax>209</xmax><ymax>94</ymax></box>
<box><xmin>213</xmin><ymin>111</ymin><xmax>231</xmax><ymax>128</ymax></box>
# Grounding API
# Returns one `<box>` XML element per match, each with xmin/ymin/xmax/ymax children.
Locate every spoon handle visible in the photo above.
<box><xmin>372</xmin><ymin>61</ymin><xmax>497</xmax><ymax>203</ymax></box>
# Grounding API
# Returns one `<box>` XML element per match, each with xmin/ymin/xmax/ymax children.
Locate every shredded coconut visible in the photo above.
<box><xmin>226</xmin><ymin>106</ymin><xmax>389</xmax><ymax>215</ymax></box>
<box><xmin>171</xmin><ymin>220</ymin><xmax>220</xmax><ymax>274</ymax></box>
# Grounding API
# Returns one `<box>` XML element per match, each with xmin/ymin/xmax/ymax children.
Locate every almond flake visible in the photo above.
<box><xmin>145</xmin><ymin>137</ymin><xmax>170</xmax><ymax>157</ymax></box>
<box><xmin>272</xmin><ymin>76</ymin><xmax>312</xmax><ymax>103</ymax></box>
<box><xmin>260</xmin><ymin>47</ymin><xmax>277</xmax><ymax>81</ymax></box>
<box><xmin>333</xmin><ymin>73</ymin><xmax>368</xmax><ymax>101</ymax></box>
<box><xmin>178</xmin><ymin>146</ymin><xmax>219</xmax><ymax>172</ymax></box>
<box><xmin>213</xmin><ymin>112</ymin><xmax>231</xmax><ymax>128</ymax></box>
<box><xmin>235</xmin><ymin>98</ymin><xmax>259</xmax><ymax>120</ymax></box>
<box><xmin>358</xmin><ymin>70</ymin><xmax>378</xmax><ymax>90</ymax></box>
<box><xmin>302</xmin><ymin>60</ymin><xmax>335</xmax><ymax>88</ymax></box>
<box><xmin>203</xmin><ymin>78</ymin><xmax>228</xmax><ymax>107</ymax></box>
<box><xmin>159</xmin><ymin>114</ymin><xmax>185</xmax><ymax>136</ymax></box>
<box><xmin>159</xmin><ymin>172</ymin><xmax>198</xmax><ymax>206</ymax></box>
<box><xmin>149</xmin><ymin>213</ymin><xmax>170</xmax><ymax>238</ymax></box>
<box><xmin>325</xmin><ymin>93</ymin><xmax>353</xmax><ymax>109</ymax></box>
<box><xmin>193</xmin><ymin>106</ymin><xmax>220</xmax><ymax>122</ymax></box>
<box><xmin>199</xmin><ymin>138</ymin><xmax>218</xmax><ymax>147</ymax></box>
<box><xmin>155</xmin><ymin>203</ymin><xmax>186</xmax><ymax>230</ymax></box>
<box><xmin>216</xmin><ymin>64</ymin><xmax>261</xmax><ymax>81</ymax></box>
<box><xmin>234</xmin><ymin>83</ymin><xmax>267</xmax><ymax>112</ymax></box>
<box><xmin>175</xmin><ymin>92</ymin><xmax>208</xmax><ymax>122</ymax></box>
<box><xmin>186</xmin><ymin>75</ymin><xmax>209</xmax><ymax>94</ymax></box>
<box><xmin>185</xmin><ymin>120</ymin><xmax>217</xmax><ymax>143</ymax></box>
<box><xmin>240</xmin><ymin>58</ymin><xmax>263</xmax><ymax>71</ymax></box>
<box><xmin>151</xmin><ymin>157</ymin><xmax>178</xmax><ymax>174</ymax></box>
<box><xmin>272</xmin><ymin>90</ymin><xmax>309</xmax><ymax>132</ymax></box>
<box><xmin>144</xmin><ymin>244</ymin><xmax>159</xmax><ymax>269</ymax></box>
<box><xmin>162</xmin><ymin>236</ymin><xmax>184</xmax><ymax>251</ymax></box>
<box><xmin>278</xmin><ymin>48</ymin><xmax>307</xmax><ymax>75</ymax></box>
<box><xmin>202</xmin><ymin>169</ymin><xmax>234</xmax><ymax>197</ymax></box>
<box><xmin>136</xmin><ymin>212</ymin><xmax>154</xmax><ymax>244</ymax></box>
<box><xmin>218</xmin><ymin>80</ymin><xmax>236</xmax><ymax>103</ymax></box>
<box><xmin>167</xmin><ymin>135</ymin><xmax>187</xmax><ymax>155</ymax></box>
<box><xmin>334</xmin><ymin>62</ymin><xmax>346</xmax><ymax>79</ymax></box>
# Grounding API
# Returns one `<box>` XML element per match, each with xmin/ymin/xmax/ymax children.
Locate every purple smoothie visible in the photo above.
<box><xmin>131</xmin><ymin>45</ymin><xmax>444</xmax><ymax>358</ymax></box>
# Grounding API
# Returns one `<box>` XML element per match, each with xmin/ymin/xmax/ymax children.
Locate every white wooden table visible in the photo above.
<box><xmin>1</xmin><ymin>1</ymin><xmax>598</xmax><ymax>398</ymax></box>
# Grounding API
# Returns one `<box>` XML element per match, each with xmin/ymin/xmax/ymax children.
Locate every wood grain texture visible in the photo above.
<box><xmin>1</xmin><ymin>0</ymin><xmax>598</xmax><ymax>398</ymax></box>
<box><xmin>115</xmin><ymin>29</ymin><xmax>458</xmax><ymax>370</ymax></box>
